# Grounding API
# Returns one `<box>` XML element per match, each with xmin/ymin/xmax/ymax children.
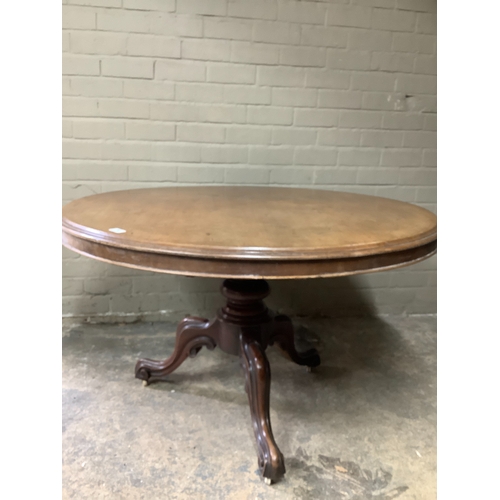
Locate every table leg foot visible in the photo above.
<box><xmin>240</xmin><ymin>332</ymin><xmax>286</xmax><ymax>484</ymax></box>
<box><xmin>135</xmin><ymin>316</ymin><xmax>220</xmax><ymax>385</ymax></box>
<box><xmin>270</xmin><ymin>314</ymin><xmax>321</xmax><ymax>368</ymax></box>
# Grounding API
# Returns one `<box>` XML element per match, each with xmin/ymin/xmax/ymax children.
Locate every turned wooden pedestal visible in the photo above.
<box><xmin>135</xmin><ymin>279</ymin><xmax>320</xmax><ymax>483</ymax></box>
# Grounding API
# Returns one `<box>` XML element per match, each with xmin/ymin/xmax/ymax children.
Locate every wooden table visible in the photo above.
<box><xmin>62</xmin><ymin>186</ymin><xmax>437</xmax><ymax>484</ymax></box>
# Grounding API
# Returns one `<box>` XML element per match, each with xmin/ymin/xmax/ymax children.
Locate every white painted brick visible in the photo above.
<box><xmin>226</xmin><ymin>126</ymin><xmax>272</xmax><ymax>145</ymax></box>
<box><xmin>352</xmin><ymin>72</ymin><xmax>396</xmax><ymax>92</ymax></box>
<box><xmin>124</xmin><ymin>0</ymin><xmax>175</xmax><ymax>10</ymax></box>
<box><xmin>176</xmin><ymin>83</ymin><xmax>224</xmax><ymax>103</ymax></box>
<box><xmin>63</xmin><ymin>77</ymin><xmax>74</xmax><ymax>96</ymax></box>
<box><xmin>415</xmin><ymin>186</ymin><xmax>436</xmax><ymax>203</ymax></box>
<box><xmin>422</xmin><ymin>149</ymin><xmax>436</xmax><ymax>166</ymax></box>
<box><xmin>76</xmin><ymin>163</ymin><xmax>129</xmax><ymax>180</ymax></box>
<box><xmin>101</xmin><ymin>57</ymin><xmax>154</xmax><ymax>79</ymax></box>
<box><xmin>397</xmin><ymin>0</ymin><xmax>436</xmax><ymax>12</ymax></box>
<box><xmin>326</xmin><ymin>49</ymin><xmax>370</xmax><ymax>70</ymax></box>
<box><xmin>416</xmin><ymin>13</ymin><xmax>436</xmax><ymax>34</ymax></box>
<box><xmin>231</xmin><ymin>41</ymin><xmax>279</xmax><ymax>65</ymax></box>
<box><xmin>123</xmin><ymin>80</ymin><xmax>174</xmax><ymax>100</ymax></box>
<box><xmin>62</xmin><ymin>54</ymin><xmax>100</xmax><ymax>75</ymax></box>
<box><xmin>360</xmin><ymin>130</ymin><xmax>403</xmax><ymax>147</ymax></box>
<box><xmin>198</xmin><ymin>105</ymin><xmax>246</xmax><ymax>124</ymax></box>
<box><xmin>371</xmin><ymin>52</ymin><xmax>414</xmax><ymax>73</ymax></box>
<box><xmin>63</xmin><ymin>296</ymin><xmax>109</xmax><ymax>315</ymax></box>
<box><xmin>63</xmin><ymin>31</ymin><xmax>70</xmax><ymax>52</ymax></box>
<box><xmin>362</xmin><ymin>92</ymin><xmax>407</xmax><ymax>111</ymax></box>
<box><xmin>201</xmin><ymin>146</ymin><xmax>248</xmax><ymax>163</ymax></box>
<box><xmin>102</xmin><ymin>141</ymin><xmax>152</xmax><ymax>160</ymax></box>
<box><xmin>228</xmin><ymin>0</ymin><xmax>277</xmax><ymax>21</ymax></box>
<box><xmin>62</xmin><ymin>182</ymin><xmax>102</xmax><ymax>201</ymax></box>
<box><xmin>403</xmin><ymin>131</ymin><xmax>436</xmax><ymax>148</ymax></box>
<box><xmin>182</xmin><ymin>39</ymin><xmax>231</xmax><ymax>62</ymax></box>
<box><xmin>63</xmin><ymin>5</ymin><xmax>96</xmax><ymax>29</ymax></box>
<box><xmin>396</xmin><ymin>74</ymin><xmax>436</xmax><ymax>95</ymax></box>
<box><xmin>306</xmin><ymin>69</ymin><xmax>350</xmax><ymax>89</ymax></box>
<box><xmin>295</xmin><ymin>109</ymin><xmax>339</xmax><ymax>127</ymax></box>
<box><xmin>152</xmin><ymin>143</ymin><xmax>201</xmax><ymax>162</ymax></box>
<box><xmin>348</xmin><ymin>29</ymin><xmax>392</xmax><ymax>51</ymax></box>
<box><xmin>272</xmin><ymin>128</ymin><xmax>317</xmax><ymax>146</ymax></box>
<box><xmin>253</xmin><ymin>21</ymin><xmax>300</xmax><ymax>45</ymax></box>
<box><xmin>224</xmin><ymin>85</ymin><xmax>271</xmax><ymax>105</ymax></box>
<box><xmin>126</xmin><ymin>121</ymin><xmax>175</xmax><ymax>141</ymax></box>
<box><xmin>178</xmin><ymin>166</ymin><xmax>225</xmax><ymax>183</ymax></box>
<box><xmin>97</xmin><ymin>9</ymin><xmax>150</xmax><ymax>33</ymax></box>
<box><xmin>318</xmin><ymin>90</ymin><xmax>362</xmax><ymax>109</ymax></box>
<box><xmin>155</xmin><ymin>59</ymin><xmax>206</xmax><ymax>82</ymax></box>
<box><xmin>68</xmin><ymin>0</ymin><xmax>120</xmax><ymax>6</ymax></box>
<box><xmin>225</xmin><ymin>167</ymin><xmax>270</xmax><ymax>184</ymax></box>
<box><xmin>151</xmin><ymin>102</ymin><xmax>199</xmax><ymax>121</ymax></box>
<box><xmin>70</xmin><ymin>77</ymin><xmax>123</xmax><ymax>97</ymax></box>
<box><xmin>204</xmin><ymin>18</ymin><xmax>253</xmax><ymax>41</ymax></box>
<box><xmin>326</xmin><ymin>4</ymin><xmax>371</xmax><ymax>28</ymax></box>
<box><xmin>247</xmin><ymin>106</ymin><xmax>293</xmax><ymax>125</ymax></box>
<box><xmin>270</xmin><ymin>168</ymin><xmax>313</xmax><ymax>185</ymax></box>
<box><xmin>73</xmin><ymin>119</ymin><xmax>125</xmax><ymax>139</ymax></box>
<box><xmin>208</xmin><ymin>63</ymin><xmax>255</xmax><ymax>84</ymax></box>
<box><xmin>63</xmin><ymin>119</ymin><xmax>73</xmax><ymax>138</ymax></box>
<box><xmin>339</xmin><ymin>110</ymin><xmax>382</xmax><ymax>129</ymax></box>
<box><xmin>399</xmin><ymin>167</ymin><xmax>436</xmax><ymax>185</ymax></box>
<box><xmin>63</xmin><ymin>139</ymin><xmax>102</xmax><ymax>159</ymax></box>
<box><xmin>150</xmin><ymin>15</ymin><xmax>203</xmax><ymax>37</ymax></box>
<box><xmin>317</xmin><ymin>129</ymin><xmax>361</xmax><ymax>146</ymax></box>
<box><xmin>177</xmin><ymin>124</ymin><xmax>226</xmax><ymax>143</ymax></box>
<box><xmin>110</xmin><ymin>294</ymin><xmax>160</xmax><ymax>314</ymax></box>
<box><xmin>277</xmin><ymin>0</ymin><xmax>326</xmax><ymax>25</ymax></box>
<box><xmin>177</xmin><ymin>0</ymin><xmax>226</xmax><ymax>15</ymax></box>
<box><xmin>380</xmin><ymin>148</ymin><xmax>421</xmax><ymax>167</ymax></box>
<box><xmin>414</xmin><ymin>55</ymin><xmax>437</xmax><ymax>75</ymax></box>
<box><xmin>128</xmin><ymin>165</ymin><xmax>177</xmax><ymax>181</ymax></box>
<box><xmin>406</xmin><ymin>94</ymin><xmax>436</xmax><ymax>113</ymax></box>
<box><xmin>63</xmin><ymin>97</ymin><xmax>99</xmax><ymax>116</ymax></box>
<box><xmin>294</xmin><ymin>148</ymin><xmax>337</xmax><ymax>166</ymax></box>
<box><xmin>357</xmin><ymin>167</ymin><xmax>399</xmax><ymax>185</ymax></box>
<box><xmin>382</xmin><ymin>112</ymin><xmax>424</xmax><ymax>130</ymax></box>
<box><xmin>70</xmin><ymin>31</ymin><xmax>126</xmax><ymax>55</ymax></box>
<box><xmin>352</xmin><ymin>0</ymin><xmax>394</xmax><ymax>7</ymax></box>
<box><xmin>98</xmin><ymin>99</ymin><xmax>150</xmax><ymax>118</ymax></box>
<box><xmin>314</xmin><ymin>167</ymin><xmax>358</xmax><ymax>185</ymax></box>
<box><xmin>84</xmin><ymin>277</ymin><xmax>132</xmax><ymax>295</ymax></box>
<box><xmin>62</xmin><ymin>278</ymin><xmax>84</xmax><ymax>296</ymax></box>
<box><xmin>372</xmin><ymin>8</ymin><xmax>416</xmax><ymax>32</ymax></box>
<box><xmin>249</xmin><ymin>147</ymin><xmax>294</xmax><ymax>165</ymax></box>
<box><xmin>280</xmin><ymin>47</ymin><xmax>326</xmax><ymax>67</ymax></box>
<box><xmin>392</xmin><ymin>33</ymin><xmax>435</xmax><ymax>54</ymax></box>
<box><xmin>271</xmin><ymin>88</ymin><xmax>317</xmax><ymax>108</ymax></box>
<box><xmin>338</xmin><ymin>148</ymin><xmax>381</xmax><ymax>166</ymax></box>
<box><xmin>126</xmin><ymin>35</ymin><xmax>180</xmax><ymax>58</ymax></box>
<box><xmin>258</xmin><ymin>66</ymin><xmax>305</xmax><ymax>87</ymax></box>
<box><xmin>301</xmin><ymin>26</ymin><xmax>348</xmax><ymax>48</ymax></box>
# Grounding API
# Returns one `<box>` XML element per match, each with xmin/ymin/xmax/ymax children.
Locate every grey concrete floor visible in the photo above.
<box><xmin>62</xmin><ymin>315</ymin><xmax>436</xmax><ymax>500</ymax></box>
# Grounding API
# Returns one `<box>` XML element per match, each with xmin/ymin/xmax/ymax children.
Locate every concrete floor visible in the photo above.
<box><xmin>62</xmin><ymin>315</ymin><xmax>436</xmax><ymax>499</ymax></box>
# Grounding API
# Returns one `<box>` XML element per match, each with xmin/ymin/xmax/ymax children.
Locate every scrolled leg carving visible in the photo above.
<box><xmin>135</xmin><ymin>316</ymin><xmax>220</xmax><ymax>385</ymax></box>
<box><xmin>240</xmin><ymin>332</ymin><xmax>285</xmax><ymax>483</ymax></box>
<box><xmin>270</xmin><ymin>314</ymin><xmax>320</xmax><ymax>368</ymax></box>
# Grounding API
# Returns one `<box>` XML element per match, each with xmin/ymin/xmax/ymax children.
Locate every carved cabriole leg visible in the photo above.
<box><xmin>240</xmin><ymin>331</ymin><xmax>286</xmax><ymax>484</ymax></box>
<box><xmin>135</xmin><ymin>316</ymin><xmax>220</xmax><ymax>385</ymax></box>
<box><xmin>270</xmin><ymin>314</ymin><xmax>321</xmax><ymax>368</ymax></box>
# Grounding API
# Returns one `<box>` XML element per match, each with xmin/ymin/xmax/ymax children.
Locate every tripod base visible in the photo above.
<box><xmin>135</xmin><ymin>279</ymin><xmax>320</xmax><ymax>484</ymax></box>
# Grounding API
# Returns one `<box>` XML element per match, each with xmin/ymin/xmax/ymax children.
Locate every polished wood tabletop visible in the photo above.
<box><xmin>62</xmin><ymin>186</ymin><xmax>437</xmax><ymax>279</ymax></box>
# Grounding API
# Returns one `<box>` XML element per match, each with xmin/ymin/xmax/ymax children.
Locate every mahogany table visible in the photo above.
<box><xmin>62</xmin><ymin>186</ymin><xmax>437</xmax><ymax>484</ymax></box>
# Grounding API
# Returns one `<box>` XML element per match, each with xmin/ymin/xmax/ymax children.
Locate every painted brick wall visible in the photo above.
<box><xmin>62</xmin><ymin>0</ymin><xmax>437</xmax><ymax>321</ymax></box>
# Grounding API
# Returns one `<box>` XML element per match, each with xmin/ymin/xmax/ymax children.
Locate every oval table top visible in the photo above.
<box><xmin>62</xmin><ymin>186</ymin><xmax>437</xmax><ymax>279</ymax></box>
